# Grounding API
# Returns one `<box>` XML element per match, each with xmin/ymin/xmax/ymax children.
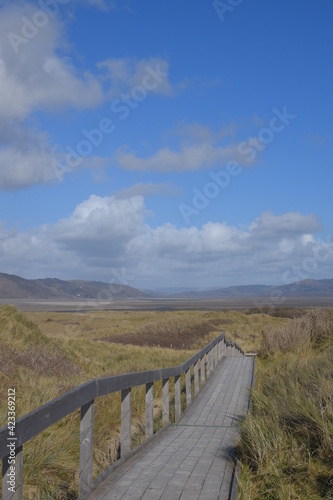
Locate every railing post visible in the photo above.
<box><xmin>145</xmin><ymin>382</ymin><xmax>154</xmax><ymax>438</ymax></box>
<box><xmin>185</xmin><ymin>368</ymin><xmax>191</xmax><ymax>407</ymax></box>
<box><xmin>214</xmin><ymin>345</ymin><xmax>218</xmax><ymax>367</ymax></box>
<box><xmin>200</xmin><ymin>356</ymin><xmax>205</xmax><ymax>385</ymax></box>
<box><xmin>162</xmin><ymin>378</ymin><xmax>169</xmax><ymax>426</ymax></box>
<box><xmin>15</xmin><ymin>446</ymin><xmax>23</xmax><ymax>500</ymax></box>
<box><xmin>2</xmin><ymin>455</ymin><xmax>11</xmax><ymax>500</ymax></box>
<box><xmin>121</xmin><ymin>388</ymin><xmax>131</xmax><ymax>457</ymax></box>
<box><xmin>194</xmin><ymin>361</ymin><xmax>199</xmax><ymax>395</ymax></box>
<box><xmin>175</xmin><ymin>375</ymin><xmax>181</xmax><ymax>421</ymax></box>
<box><xmin>79</xmin><ymin>399</ymin><xmax>94</xmax><ymax>497</ymax></box>
<box><xmin>220</xmin><ymin>340</ymin><xmax>224</xmax><ymax>358</ymax></box>
<box><xmin>206</xmin><ymin>351</ymin><xmax>210</xmax><ymax>378</ymax></box>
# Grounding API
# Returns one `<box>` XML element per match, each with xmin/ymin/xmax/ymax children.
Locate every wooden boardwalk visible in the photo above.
<box><xmin>87</xmin><ymin>355</ymin><xmax>255</xmax><ymax>500</ymax></box>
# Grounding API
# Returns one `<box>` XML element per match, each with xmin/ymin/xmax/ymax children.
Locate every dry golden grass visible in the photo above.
<box><xmin>25</xmin><ymin>307</ymin><xmax>291</xmax><ymax>353</ymax></box>
<box><xmin>238</xmin><ymin>309</ymin><xmax>333</xmax><ymax>499</ymax></box>
<box><xmin>0</xmin><ymin>305</ymin><xmax>308</xmax><ymax>498</ymax></box>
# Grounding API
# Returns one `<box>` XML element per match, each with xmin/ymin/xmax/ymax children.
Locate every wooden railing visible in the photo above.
<box><xmin>0</xmin><ymin>334</ymin><xmax>244</xmax><ymax>499</ymax></box>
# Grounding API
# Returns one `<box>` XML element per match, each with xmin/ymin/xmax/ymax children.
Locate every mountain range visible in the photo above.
<box><xmin>0</xmin><ymin>273</ymin><xmax>148</xmax><ymax>300</ymax></box>
<box><xmin>0</xmin><ymin>272</ymin><xmax>333</xmax><ymax>300</ymax></box>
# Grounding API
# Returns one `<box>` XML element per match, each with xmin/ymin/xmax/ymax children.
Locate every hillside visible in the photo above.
<box><xmin>1</xmin><ymin>273</ymin><xmax>333</xmax><ymax>301</ymax></box>
<box><xmin>0</xmin><ymin>273</ymin><xmax>148</xmax><ymax>300</ymax></box>
<box><xmin>174</xmin><ymin>279</ymin><xmax>333</xmax><ymax>298</ymax></box>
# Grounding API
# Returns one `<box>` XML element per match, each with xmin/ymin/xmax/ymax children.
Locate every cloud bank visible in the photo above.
<box><xmin>0</xmin><ymin>193</ymin><xmax>331</xmax><ymax>288</ymax></box>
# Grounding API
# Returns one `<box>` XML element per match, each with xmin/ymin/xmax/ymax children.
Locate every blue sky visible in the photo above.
<box><xmin>0</xmin><ymin>0</ymin><xmax>332</xmax><ymax>289</ymax></box>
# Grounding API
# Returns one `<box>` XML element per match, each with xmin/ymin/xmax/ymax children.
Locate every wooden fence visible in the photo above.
<box><xmin>0</xmin><ymin>333</ymin><xmax>244</xmax><ymax>499</ymax></box>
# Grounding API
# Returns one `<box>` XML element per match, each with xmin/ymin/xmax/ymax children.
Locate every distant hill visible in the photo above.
<box><xmin>173</xmin><ymin>279</ymin><xmax>333</xmax><ymax>298</ymax></box>
<box><xmin>0</xmin><ymin>273</ymin><xmax>148</xmax><ymax>300</ymax></box>
<box><xmin>174</xmin><ymin>284</ymin><xmax>272</xmax><ymax>298</ymax></box>
<box><xmin>1</xmin><ymin>273</ymin><xmax>333</xmax><ymax>301</ymax></box>
<box><xmin>276</xmin><ymin>279</ymin><xmax>333</xmax><ymax>297</ymax></box>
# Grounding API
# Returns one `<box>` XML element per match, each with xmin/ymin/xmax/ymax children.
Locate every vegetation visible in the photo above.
<box><xmin>1</xmin><ymin>304</ymin><xmax>331</xmax><ymax>498</ymax></box>
<box><xmin>0</xmin><ymin>306</ymin><xmax>193</xmax><ymax>498</ymax></box>
<box><xmin>238</xmin><ymin>309</ymin><xmax>333</xmax><ymax>499</ymax></box>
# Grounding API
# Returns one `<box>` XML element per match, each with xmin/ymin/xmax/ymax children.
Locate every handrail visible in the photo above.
<box><xmin>0</xmin><ymin>332</ymin><xmax>244</xmax><ymax>499</ymax></box>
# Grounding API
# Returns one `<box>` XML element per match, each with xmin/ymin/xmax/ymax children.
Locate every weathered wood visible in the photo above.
<box><xmin>162</xmin><ymin>378</ymin><xmax>169</xmax><ymax>426</ymax></box>
<box><xmin>1</xmin><ymin>332</ymin><xmax>243</xmax><ymax>460</ymax></box>
<box><xmin>1</xmin><ymin>445</ymin><xmax>23</xmax><ymax>500</ymax></box>
<box><xmin>14</xmin><ymin>446</ymin><xmax>22</xmax><ymax>500</ymax></box>
<box><xmin>79</xmin><ymin>399</ymin><xmax>94</xmax><ymax>496</ymax></box>
<box><xmin>200</xmin><ymin>356</ymin><xmax>205</xmax><ymax>385</ymax></box>
<box><xmin>219</xmin><ymin>340</ymin><xmax>224</xmax><ymax>359</ymax></box>
<box><xmin>96</xmin><ymin>333</ymin><xmax>229</xmax><ymax>398</ymax></box>
<box><xmin>2</xmin><ymin>454</ymin><xmax>13</xmax><ymax>500</ymax></box>
<box><xmin>206</xmin><ymin>351</ymin><xmax>210</xmax><ymax>378</ymax></box>
<box><xmin>2</xmin><ymin>441</ymin><xmax>23</xmax><ymax>500</ymax></box>
<box><xmin>0</xmin><ymin>332</ymin><xmax>245</xmax><ymax>498</ymax></box>
<box><xmin>0</xmin><ymin>381</ymin><xmax>97</xmax><ymax>461</ymax></box>
<box><xmin>175</xmin><ymin>375</ymin><xmax>181</xmax><ymax>421</ymax></box>
<box><xmin>87</xmin><ymin>356</ymin><xmax>254</xmax><ymax>500</ymax></box>
<box><xmin>185</xmin><ymin>368</ymin><xmax>191</xmax><ymax>407</ymax></box>
<box><xmin>120</xmin><ymin>388</ymin><xmax>131</xmax><ymax>457</ymax></box>
<box><xmin>145</xmin><ymin>382</ymin><xmax>154</xmax><ymax>438</ymax></box>
<box><xmin>194</xmin><ymin>361</ymin><xmax>199</xmax><ymax>395</ymax></box>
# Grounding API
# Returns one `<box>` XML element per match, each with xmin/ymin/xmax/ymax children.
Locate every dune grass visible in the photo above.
<box><xmin>0</xmin><ymin>304</ymin><xmax>312</xmax><ymax>498</ymax></box>
<box><xmin>238</xmin><ymin>309</ymin><xmax>333</xmax><ymax>499</ymax></box>
<box><xmin>0</xmin><ymin>306</ymin><xmax>193</xmax><ymax>498</ymax></box>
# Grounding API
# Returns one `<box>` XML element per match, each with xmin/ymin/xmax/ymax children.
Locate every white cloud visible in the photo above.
<box><xmin>0</xmin><ymin>4</ymin><xmax>103</xmax><ymax>120</ymax></box>
<box><xmin>54</xmin><ymin>195</ymin><xmax>146</xmax><ymax>256</ymax></box>
<box><xmin>249</xmin><ymin>211</ymin><xmax>322</xmax><ymax>237</ymax></box>
<box><xmin>0</xmin><ymin>3</ymin><xmax>176</xmax><ymax>191</ymax></box>
<box><xmin>114</xmin><ymin>118</ymin><xmax>269</xmax><ymax>172</ymax></box>
<box><xmin>0</xmin><ymin>2</ymin><xmax>106</xmax><ymax>190</ymax></box>
<box><xmin>0</xmin><ymin>143</ymin><xmax>57</xmax><ymax>190</ymax></box>
<box><xmin>114</xmin><ymin>182</ymin><xmax>182</xmax><ymax>199</ymax></box>
<box><xmin>115</xmin><ymin>143</ymin><xmax>243</xmax><ymax>172</ymax></box>
<box><xmin>97</xmin><ymin>57</ymin><xmax>173</xmax><ymax>97</ymax></box>
<box><xmin>0</xmin><ymin>194</ymin><xmax>332</xmax><ymax>288</ymax></box>
<box><xmin>166</xmin><ymin>121</ymin><xmax>238</xmax><ymax>144</ymax></box>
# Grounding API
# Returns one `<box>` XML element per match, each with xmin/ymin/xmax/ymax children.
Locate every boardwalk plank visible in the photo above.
<box><xmin>87</xmin><ymin>356</ymin><xmax>254</xmax><ymax>500</ymax></box>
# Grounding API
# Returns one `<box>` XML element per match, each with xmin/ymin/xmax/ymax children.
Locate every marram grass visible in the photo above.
<box><xmin>1</xmin><ymin>304</ymin><xmax>326</xmax><ymax>498</ymax></box>
<box><xmin>238</xmin><ymin>309</ymin><xmax>333</xmax><ymax>499</ymax></box>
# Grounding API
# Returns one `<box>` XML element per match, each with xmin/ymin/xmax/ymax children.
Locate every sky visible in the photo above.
<box><xmin>0</xmin><ymin>0</ymin><xmax>332</xmax><ymax>290</ymax></box>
